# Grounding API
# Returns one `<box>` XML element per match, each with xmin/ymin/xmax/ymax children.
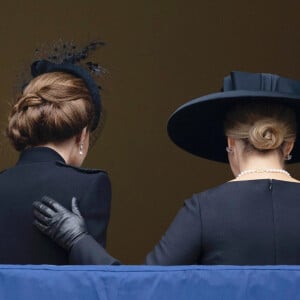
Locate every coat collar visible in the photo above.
<box><xmin>17</xmin><ymin>147</ymin><xmax>66</xmax><ymax>165</ymax></box>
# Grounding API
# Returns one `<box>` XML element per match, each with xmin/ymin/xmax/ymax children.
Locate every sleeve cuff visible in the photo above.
<box><xmin>69</xmin><ymin>235</ymin><xmax>121</xmax><ymax>265</ymax></box>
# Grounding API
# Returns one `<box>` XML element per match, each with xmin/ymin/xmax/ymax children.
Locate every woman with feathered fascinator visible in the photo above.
<box><xmin>0</xmin><ymin>40</ymin><xmax>111</xmax><ymax>264</ymax></box>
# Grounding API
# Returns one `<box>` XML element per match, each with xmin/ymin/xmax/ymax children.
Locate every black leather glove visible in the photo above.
<box><xmin>33</xmin><ymin>196</ymin><xmax>88</xmax><ymax>251</ymax></box>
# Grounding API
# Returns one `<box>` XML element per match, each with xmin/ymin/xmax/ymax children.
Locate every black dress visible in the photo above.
<box><xmin>0</xmin><ymin>147</ymin><xmax>111</xmax><ymax>264</ymax></box>
<box><xmin>70</xmin><ymin>179</ymin><xmax>300</xmax><ymax>265</ymax></box>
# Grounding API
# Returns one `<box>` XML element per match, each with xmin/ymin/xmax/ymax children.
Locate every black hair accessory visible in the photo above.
<box><xmin>30</xmin><ymin>41</ymin><xmax>105</xmax><ymax>131</ymax></box>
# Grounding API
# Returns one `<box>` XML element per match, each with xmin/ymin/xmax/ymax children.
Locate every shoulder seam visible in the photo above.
<box><xmin>55</xmin><ymin>161</ymin><xmax>108</xmax><ymax>174</ymax></box>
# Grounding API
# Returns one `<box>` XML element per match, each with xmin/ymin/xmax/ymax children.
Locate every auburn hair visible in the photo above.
<box><xmin>7</xmin><ymin>72</ymin><xmax>94</xmax><ymax>151</ymax></box>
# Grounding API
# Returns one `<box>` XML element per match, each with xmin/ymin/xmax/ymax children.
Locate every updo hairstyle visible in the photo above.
<box><xmin>7</xmin><ymin>72</ymin><xmax>94</xmax><ymax>151</ymax></box>
<box><xmin>224</xmin><ymin>102</ymin><xmax>297</xmax><ymax>152</ymax></box>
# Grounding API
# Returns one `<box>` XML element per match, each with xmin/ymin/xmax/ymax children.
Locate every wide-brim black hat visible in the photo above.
<box><xmin>167</xmin><ymin>71</ymin><xmax>300</xmax><ymax>163</ymax></box>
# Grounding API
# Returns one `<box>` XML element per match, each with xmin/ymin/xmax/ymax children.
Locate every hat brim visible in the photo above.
<box><xmin>167</xmin><ymin>90</ymin><xmax>300</xmax><ymax>163</ymax></box>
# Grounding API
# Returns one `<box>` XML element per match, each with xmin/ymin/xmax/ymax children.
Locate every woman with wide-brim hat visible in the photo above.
<box><xmin>33</xmin><ymin>71</ymin><xmax>300</xmax><ymax>265</ymax></box>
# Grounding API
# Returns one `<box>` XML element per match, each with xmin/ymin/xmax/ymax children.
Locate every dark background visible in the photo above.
<box><xmin>1</xmin><ymin>0</ymin><xmax>300</xmax><ymax>263</ymax></box>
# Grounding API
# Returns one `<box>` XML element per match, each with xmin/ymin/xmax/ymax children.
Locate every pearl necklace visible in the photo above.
<box><xmin>236</xmin><ymin>168</ymin><xmax>291</xmax><ymax>179</ymax></box>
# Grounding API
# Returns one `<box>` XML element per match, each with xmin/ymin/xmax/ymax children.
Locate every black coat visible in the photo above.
<box><xmin>70</xmin><ymin>179</ymin><xmax>300</xmax><ymax>265</ymax></box>
<box><xmin>0</xmin><ymin>147</ymin><xmax>111</xmax><ymax>264</ymax></box>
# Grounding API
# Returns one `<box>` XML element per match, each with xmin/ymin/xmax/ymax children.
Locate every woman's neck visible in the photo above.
<box><xmin>233</xmin><ymin>153</ymin><xmax>298</xmax><ymax>182</ymax></box>
<box><xmin>38</xmin><ymin>138</ymin><xmax>76</xmax><ymax>165</ymax></box>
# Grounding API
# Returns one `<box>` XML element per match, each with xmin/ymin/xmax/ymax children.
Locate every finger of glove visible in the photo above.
<box><xmin>33</xmin><ymin>220</ymin><xmax>49</xmax><ymax>235</ymax></box>
<box><xmin>41</xmin><ymin>195</ymin><xmax>67</xmax><ymax>213</ymax></box>
<box><xmin>33</xmin><ymin>201</ymin><xmax>56</xmax><ymax>217</ymax></box>
<box><xmin>71</xmin><ymin>197</ymin><xmax>82</xmax><ymax>217</ymax></box>
<box><xmin>33</xmin><ymin>209</ymin><xmax>51</xmax><ymax>225</ymax></box>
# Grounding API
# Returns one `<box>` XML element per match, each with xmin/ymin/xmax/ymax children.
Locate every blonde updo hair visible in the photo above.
<box><xmin>7</xmin><ymin>72</ymin><xmax>95</xmax><ymax>151</ymax></box>
<box><xmin>224</xmin><ymin>102</ymin><xmax>297</xmax><ymax>151</ymax></box>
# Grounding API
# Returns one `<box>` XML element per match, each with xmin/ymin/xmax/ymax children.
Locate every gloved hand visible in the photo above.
<box><xmin>33</xmin><ymin>196</ymin><xmax>88</xmax><ymax>251</ymax></box>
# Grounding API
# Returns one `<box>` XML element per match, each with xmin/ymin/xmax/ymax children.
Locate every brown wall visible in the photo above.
<box><xmin>1</xmin><ymin>0</ymin><xmax>300</xmax><ymax>263</ymax></box>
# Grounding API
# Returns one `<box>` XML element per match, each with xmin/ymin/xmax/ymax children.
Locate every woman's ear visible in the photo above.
<box><xmin>283</xmin><ymin>140</ymin><xmax>295</xmax><ymax>157</ymax></box>
<box><xmin>227</xmin><ymin>137</ymin><xmax>236</xmax><ymax>149</ymax></box>
<box><xmin>76</xmin><ymin>127</ymin><xmax>89</xmax><ymax>144</ymax></box>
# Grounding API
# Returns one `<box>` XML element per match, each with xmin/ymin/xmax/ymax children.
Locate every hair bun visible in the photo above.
<box><xmin>7</xmin><ymin>72</ymin><xmax>94</xmax><ymax>151</ymax></box>
<box><xmin>248</xmin><ymin>120</ymin><xmax>284</xmax><ymax>150</ymax></box>
<box><xmin>15</xmin><ymin>94</ymin><xmax>44</xmax><ymax>112</ymax></box>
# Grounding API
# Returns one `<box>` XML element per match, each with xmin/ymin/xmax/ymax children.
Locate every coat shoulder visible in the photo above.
<box><xmin>0</xmin><ymin>169</ymin><xmax>7</xmax><ymax>175</ymax></box>
<box><xmin>55</xmin><ymin>161</ymin><xmax>108</xmax><ymax>175</ymax></box>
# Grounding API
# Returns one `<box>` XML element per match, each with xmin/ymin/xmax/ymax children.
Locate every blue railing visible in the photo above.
<box><xmin>0</xmin><ymin>265</ymin><xmax>299</xmax><ymax>299</ymax></box>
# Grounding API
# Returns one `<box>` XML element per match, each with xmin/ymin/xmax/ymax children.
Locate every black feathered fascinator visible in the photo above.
<box><xmin>29</xmin><ymin>41</ymin><xmax>106</xmax><ymax>131</ymax></box>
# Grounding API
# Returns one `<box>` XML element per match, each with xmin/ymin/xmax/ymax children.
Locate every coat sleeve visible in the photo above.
<box><xmin>69</xmin><ymin>193</ymin><xmax>202</xmax><ymax>265</ymax></box>
<box><xmin>69</xmin><ymin>235</ymin><xmax>120</xmax><ymax>265</ymax></box>
<box><xmin>79</xmin><ymin>172</ymin><xmax>112</xmax><ymax>248</ymax></box>
<box><xmin>145</xmin><ymin>194</ymin><xmax>202</xmax><ymax>265</ymax></box>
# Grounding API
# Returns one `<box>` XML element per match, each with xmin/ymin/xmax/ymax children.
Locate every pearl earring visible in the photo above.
<box><xmin>79</xmin><ymin>143</ymin><xmax>83</xmax><ymax>155</ymax></box>
<box><xmin>285</xmin><ymin>154</ymin><xmax>292</xmax><ymax>161</ymax></box>
<box><xmin>226</xmin><ymin>146</ymin><xmax>233</xmax><ymax>153</ymax></box>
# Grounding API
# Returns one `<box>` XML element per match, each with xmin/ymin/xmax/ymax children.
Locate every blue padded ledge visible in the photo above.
<box><xmin>0</xmin><ymin>265</ymin><xmax>300</xmax><ymax>300</ymax></box>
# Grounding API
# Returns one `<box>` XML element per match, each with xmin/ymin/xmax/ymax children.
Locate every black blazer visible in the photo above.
<box><xmin>0</xmin><ymin>147</ymin><xmax>111</xmax><ymax>264</ymax></box>
<box><xmin>70</xmin><ymin>179</ymin><xmax>300</xmax><ymax>265</ymax></box>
